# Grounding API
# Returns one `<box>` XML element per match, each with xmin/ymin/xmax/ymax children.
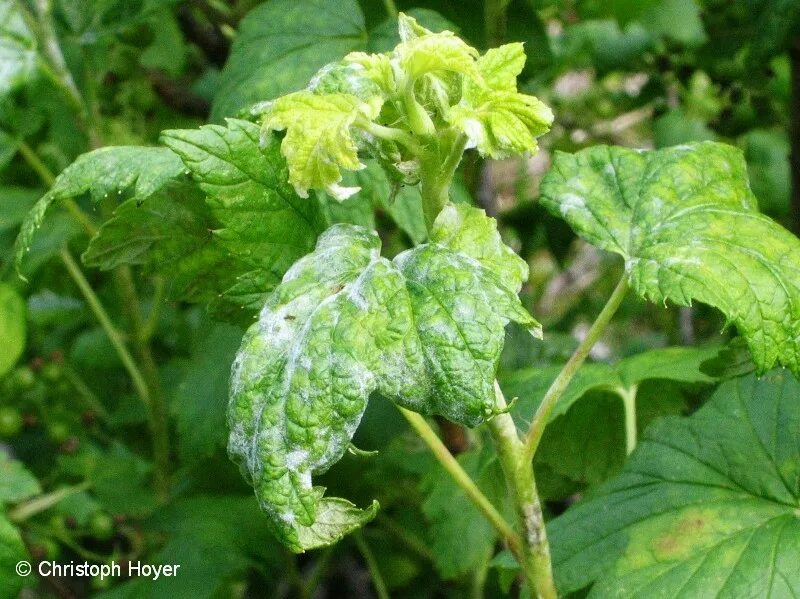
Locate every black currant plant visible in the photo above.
<box><xmin>13</xmin><ymin>11</ymin><xmax>800</xmax><ymax>599</ymax></box>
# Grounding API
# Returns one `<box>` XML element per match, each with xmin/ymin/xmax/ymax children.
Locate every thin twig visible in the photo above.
<box><xmin>522</xmin><ymin>275</ymin><xmax>629</xmax><ymax>464</ymax></box>
<box><xmin>354</xmin><ymin>531</ymin><xmax>390</xmax><ymax>599</ymax></box>
<box><xmin>398</xmin><ymin>407</ymin><xmax>523</xmax><ymax>560</ymax></box>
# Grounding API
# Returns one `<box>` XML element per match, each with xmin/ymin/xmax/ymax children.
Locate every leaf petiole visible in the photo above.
<box><xmin>522</xmin><ymin>275</ymin><xmax>629</xmax><ymax>465</ymax></box>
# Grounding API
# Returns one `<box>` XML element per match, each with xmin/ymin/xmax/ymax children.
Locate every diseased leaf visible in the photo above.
<box><xmin>0</xmin><ymin>0</ymin><xmax>37</xmax><ymax>96</ymax></box>
<box><xmin>0</xmin><ymin>283</ymin><xmax>25</xmax><ymax>377</ymax></box>
<box><xmin>211</xmin><ymin>0</ymin><xmax>367</xmax><ymax>120</ymax></box>
<box><xmin>394</xmin><ymin>13</ymin><xmax>479</xmax><ymax>83</ymax></box>
<box><xmin>262</xmin><ymin>92</ymin><xmax>381</xmax><ymax>199</ymax></box>
<box><xmin>540</xmin><ymin>142</ymin><xmax>800</xmax><ymax>376</ymax></box>
<box><xmin>549</xmin><ymin>370</ymin><xmax>800</xmax><ymax>597</ymax></box>
<box><xmin>14</xmin><ymin>146</ymin><xmax>185</xmax><ymax>272</ymax></box>
<box><xmin>367</xmin><ymin>9</ymin><xmax>455</xmax><ymax>53</ymax></box>
<box><xmin>229</xmin><ymin>204</ymin><xmax>536</xmax><ymax>550</ymax></box>
<box><xmin>161</xmin><ymin>119</ymin><xmax>327</xmax><ymax>312</ymax></box>
<box><xmin>448</xmin><ymin>43</ymin><xmax>553</xmax><ymax>159</ymax></box>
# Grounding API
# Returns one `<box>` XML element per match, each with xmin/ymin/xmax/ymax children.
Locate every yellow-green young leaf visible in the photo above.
<box><xmin>540</xmin><ymin>142</ymin><xmax>800</xmax><ymax>375</ymax></box>
<box><xmin>262</xmin><ymin>92</ymin><xmax>382</xmax><ymax>200</ymax></box>
<box><xmin>228</xmin><ymin>204</ymin><xmax>537</xmax><ymax>551</ymax></box>
<box><xmin>448</xmin><ymin>44</ymin><xmax>553</xmax><ymax>159</ymax></box>
<box><xmin>0</xmin><ymin>283</ymin><xmax>25</xmax><ymax>378</ymax></box>
<box><xmin>549</xmin><ymin>370</ymin><xmax>800</xmax><ymax>597</ymax></box>
<box><xmin>394</xmin><ymin>14</ymin><xmax>480</xmax><ymax>83</ymax></box>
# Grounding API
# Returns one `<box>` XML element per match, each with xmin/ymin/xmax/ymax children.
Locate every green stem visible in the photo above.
<box><xmin>8</xmin><ymin>482</ymin><xmax>90</xmax><ymax>523</ymax></box>
<box><xmin>354</xmin><ymin>531</ymin><xmax>390</xmax><ymax>599</ymax></box>
<box><xmin>488</xmin><ymin>384</ymin><xmax>557</xmax><ymax>599</ymax></box>
<box><xmin>617</xmin><ymin>385</ymin><xmax>639</xmax><ymax>455</ymax></box>
<box><xmin>111</xmin><ymin>266</ymin><xmax>171</xmax><ymax>500</ymax></box>
<box><xmin>398</xmin><ymin>407</ymin><xmax>523</xmax><ymax>560</ymax></box>
<box><xmin>381</xmin><ymin>0</ymin><xmax>399</xmax><ymax>19</ymax></box>
<box><xmin>58</xmin><ymin>247</ymin><xmax>170</xmax><ymax>495</ymax></box>
<box><xmin>59</xmin><ymin>247</ymin><xmax>150</xmax><ymax>409</ymax></box>
<box><xmin>484</xmin><ymin>0</ymin><xmax>510</xmax><ymax>47</ymax></box>
<box><xmin>522</xmin><ymin>275</ymin><xmax>629</xmax><ymax>464</ymax></box>
<box><xmin>419</xmin><ymin>131</ymin><xmax>467</xmax><ymax>230</ymax></box>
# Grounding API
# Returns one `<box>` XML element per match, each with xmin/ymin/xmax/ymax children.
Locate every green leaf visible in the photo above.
<box><xmin>175</xmin><ymin>323</ymin><xmax>243</xmax><ymax>464</ymax></box>
<box><xmin>742</xmin><ymin>129</ymin><xmax>791</xmax><ymax>217</ymax></box>
<box><xmin>229</xmin><ymin>203</ymin><xmax>536</xmax><ymax>550</ymax></box>
<box><xmin>447</xmin><ymin>43</ymin><xmax>553</xmax><ymax>159</ymax></box>
<box><xmin>549</xmin><ymin>370</ymin><xmax>800</xmax><ymax>596</ymax></box>
<box><xmin>96</xmin><ymin>496</ymin><xmax>280</xmax><ymax>599</ymax></box>
<box><xmin>614</xmin><ymin>346</ymin><xmax>719</xmax><ymax>387</ymax></box>
<box><xmin>746</xmin><ymin>0</ymin><xmax>800</xmax><ymax>61</ymax></box>
<box><xmin>421</xmin><ymin>444</ymin><xmax>507</xmax><ymax>579</ymax></box>
<box><xmin>82</xmin><ymin>183</ymin><xmax>250</xmax><ymax>313</ymax></box>
<box><xmin>0</xmin><ymin>454</ymin><xmax>40</xmax><ymax>504</ymax></box>
<box><xmin>540</xmin><ymin>142</ymin><xmax>800</xmax><ymax>376</ymax></box>
<box><xmin>262</xmin><ymin>92</ymin><xmax>381</xmax><ymax>199</ymax></box>
<box><xmin>14</xmin><ymin>146</ymin><xmax>185</xmax><ymax>271</ymax></box>
<box><xmin>537</xmin><ymin>391</ymin><xmax>627</xmax><ymax>487</ymax></box>
<box><xmin>637</xmin><ymin>0</ymin><xmax>707</xmax><ymax>46</ymax></box>
<box><xmin>0</xmin><ymin>0</ymin><xmax>37</xmax><ymax>96</ymax></box>
<box><xmin>211</xmin><ymin>0</ymin><xmax>367</xmax><ymax>120</ymax></box>
<box><xmin>0</xmin><ymin>514</ymin><xmax>27</xmax><ymax>599</ymax></box>
<box><xmin>0</xmin><ymin>283</ymin><xmax>25</xmax><ymax>378</ymax></box>
<box><xmin>161</xmin><ymin>119</ymin><xmax>327</xmax><ymax>312</ymax></box>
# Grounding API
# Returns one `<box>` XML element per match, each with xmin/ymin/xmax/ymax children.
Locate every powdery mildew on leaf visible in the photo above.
<box><xmin>228</xmin><ymin>204</ymin><xmax>538</xmax><ymax>550</ymax></box>
<box><xmin>539</xmin><ymin>141</ymin><xmax>800</xmax><ymax>375</ymax></box>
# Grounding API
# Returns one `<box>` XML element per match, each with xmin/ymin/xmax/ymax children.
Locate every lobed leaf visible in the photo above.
<box><xmin>540</xmin><ymin>142</ymin><xmax>800</xmax><ymax>376</ymax></box>
<box><xmin>14</xmin><ymin>146</ymin><xmax>185</xmax><ymax>272</ymax></box>
<box><xmin>261</xmin><ymin>92</ymin><xmax>381</xmax><ymax>199</ymax></box>
<box><xmin>549</xmin><ymin>370</ymin><xmax>800</xmax><ymax>596</ymax></box>
<box><xmin>448</xmin><ymin>43</ymin><xmax>553</xmax><ymax>159</ymax></box>
<box><xmin>161</xmin><ymin>119</ymin><xmax>327</xmax><ymax>312</ymax></box>
<box><xmin>210</xmin><ymin>0</ymin><xmax>367</xmax><ymax>120</ymax></box>
<box><xmin>229</xmin><ymin>204</ymin><xmax>537</xmax><ymax>550</ymax></box>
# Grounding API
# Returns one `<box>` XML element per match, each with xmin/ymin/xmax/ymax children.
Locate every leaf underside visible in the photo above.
<box><xmin>539</xmin><ymin>142</ymin><xmax>800</xmax><ymax>376</ymax></box>
<box><xmin>228</xmin><ymin>203</ymin><xmax>537</xmax><ymax>551</ymax></box>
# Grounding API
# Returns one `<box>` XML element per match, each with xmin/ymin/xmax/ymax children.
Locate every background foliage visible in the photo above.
<box><xmin>0</xmin><ymin>0</ymin><xmax>798</xmax><ymax>597</ymax></box>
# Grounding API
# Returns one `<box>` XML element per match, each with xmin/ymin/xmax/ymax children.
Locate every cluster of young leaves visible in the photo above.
<box><xmin>254</xmin><ymin>12</ymin><xmax>553</xmax><ymax>201</ymax></box>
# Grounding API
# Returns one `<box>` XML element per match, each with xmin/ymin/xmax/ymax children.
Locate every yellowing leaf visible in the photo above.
<box><xmin>262</xmin><ymin>92</ymin><xmax>382</xmax><ymax>200</ymax></box>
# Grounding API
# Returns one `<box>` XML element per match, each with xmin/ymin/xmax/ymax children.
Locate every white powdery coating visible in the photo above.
<box><xmin>461</xmin><ymin>118</ymin><xmax>486</xmax><ymax>150</ymax></box>
<box><xmin>559</xmin><ymin>192</ymin><xmax>586</xmax><ymax>215</ymax></box>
